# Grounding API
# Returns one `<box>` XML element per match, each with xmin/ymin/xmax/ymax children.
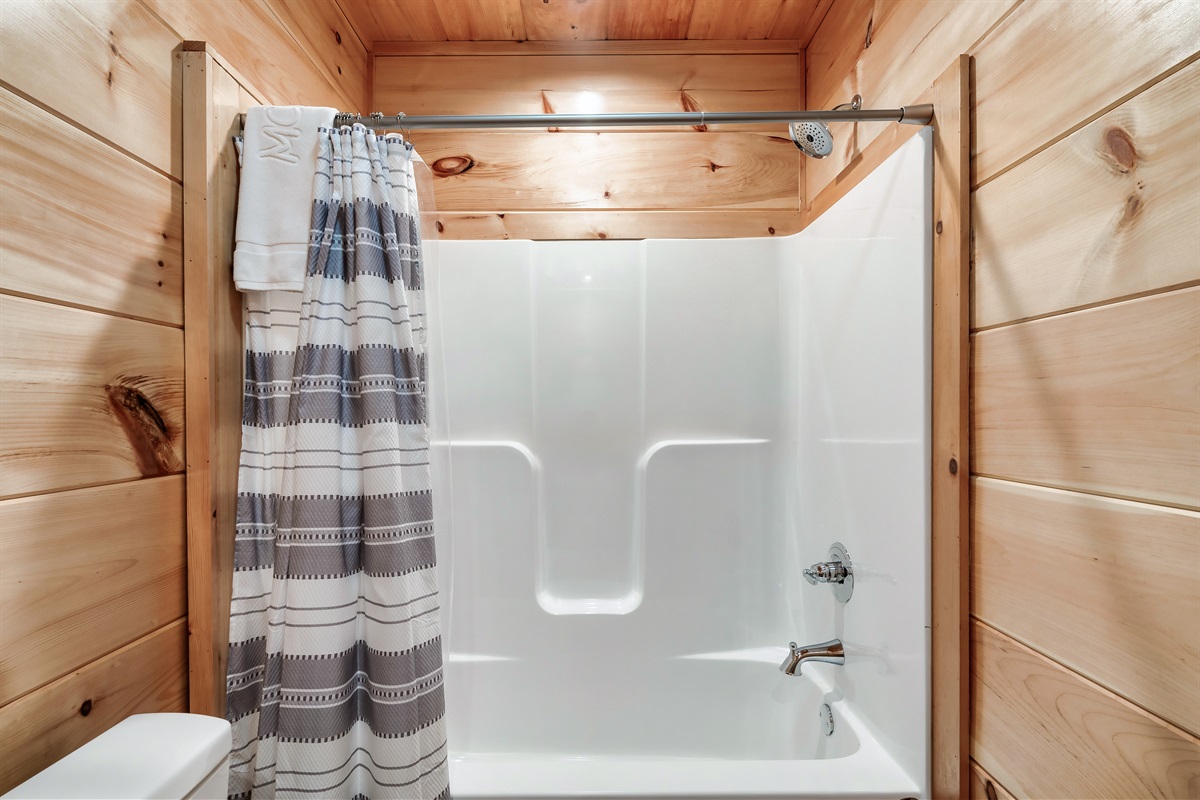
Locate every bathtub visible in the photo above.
<box><xmin>428</xmin><ymin>133</ymin><xmax>933</xmax><ymax>799</ymax></box>
<box><xmin>443</xmin><ymin>654</ymin><xmax>918</xmax><ymax>799</ymax></box>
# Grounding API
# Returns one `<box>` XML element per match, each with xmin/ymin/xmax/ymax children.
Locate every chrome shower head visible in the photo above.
<box><xmin>790</xmin><ymin>120</ymin><xmax>834</xmax><ymax>158</ymax></box>
<box><xmin>789</xmin><ymin>94</ymin><xmax>862</xmax><ymax>159</ymax></box>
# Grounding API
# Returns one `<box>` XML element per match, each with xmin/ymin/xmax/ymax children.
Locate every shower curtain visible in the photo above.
<box><xmin>225</xmin><ymin>124</ymin><xmax>450</xmax><ymax>799</ymax></box>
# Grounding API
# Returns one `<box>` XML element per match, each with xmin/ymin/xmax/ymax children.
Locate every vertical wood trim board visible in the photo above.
<box><xmin>928</xmin><ymin>54</ymin><xmax>971</xmax><ymax>800</ymax></box>
<box><xmin>181</xmin><ymin>47</ymin><xmax>218</xmax><ymax>719</ymax></box>
<box><xmin>182</xmin><ymin>47</ymin><xmax>246</xmax><ymax>718</ymax></box>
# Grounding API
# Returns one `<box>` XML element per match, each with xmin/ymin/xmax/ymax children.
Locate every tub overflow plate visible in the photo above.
<box><xmin>819</xmin><ymin>703</ymin><xmax>834</xmax><ymax>736</ymax></box>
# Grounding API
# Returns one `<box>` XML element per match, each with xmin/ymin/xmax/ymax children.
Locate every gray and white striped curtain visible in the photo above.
<box><xmin>226</xmin><ymin>124</ymin><xmax>450</xmax><ymax>799</ymax></box>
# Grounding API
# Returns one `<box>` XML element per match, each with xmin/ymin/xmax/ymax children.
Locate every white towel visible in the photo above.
<box><xmin>233</xmin><ymin>106</ymin><xmax>336</xmax><ymax>292</ymax></box>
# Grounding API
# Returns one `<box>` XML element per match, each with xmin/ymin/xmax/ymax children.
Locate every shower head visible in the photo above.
<box><xmin>790</xmin><ymin>120</ymin><xmax>834</xmax><ymax>158</ymax></box>
<box><xmin>789</xmin><ymin>95</ymin><xmax>862</xmax><ymax>159</ymax></box>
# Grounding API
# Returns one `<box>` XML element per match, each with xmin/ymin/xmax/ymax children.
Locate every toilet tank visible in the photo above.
<box><xmin>4</xmin><ymin>713</ymin><xmax>232</xmax><ymax>800</ymax></box>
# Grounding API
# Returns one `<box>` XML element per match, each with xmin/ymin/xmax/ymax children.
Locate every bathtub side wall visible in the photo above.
<box><xmin>780</xmin><ymin>132</ymin><xmax>933</xmax><ymax>794</ymax></box>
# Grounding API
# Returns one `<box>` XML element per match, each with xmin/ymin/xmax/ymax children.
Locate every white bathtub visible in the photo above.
<box><xmin>444</xmin><ymin>656</ymin><xmax>918</xmax><ymax>799</ymax></box>
<box><xmin>428</xmin><ymin>134</ymin><xmax>932</xmax><ymax>799</ymax></box>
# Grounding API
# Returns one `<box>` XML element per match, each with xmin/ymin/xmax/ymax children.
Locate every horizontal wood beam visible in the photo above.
<box><xmin>429</xmin><ymin>209</ymin><xmax>803</xmax><ymax>240</ymax></box>
<box><xmin>374</xmin><ymin>39</ymin><xmax>803</xmax><ymax>57</ymax></box>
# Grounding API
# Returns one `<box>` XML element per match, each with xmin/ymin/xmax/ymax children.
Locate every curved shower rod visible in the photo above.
<box><xmin>331</xmin><ymin>105</ymin><xmax>935</xmax><ymax>130</ymax></box>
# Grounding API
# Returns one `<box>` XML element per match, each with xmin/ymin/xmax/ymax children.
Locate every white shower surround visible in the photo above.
<box><xmin>427</xmin><ymin>132</ymin><xmax>933</xmax><ymax>799</ymax></box>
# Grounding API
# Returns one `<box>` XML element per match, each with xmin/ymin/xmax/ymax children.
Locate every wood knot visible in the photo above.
<box><xmin>541</xmin><ymin>91</ymin><xmax>560</xmax><ymax>132</ymax></box>
<box><xmin>431</xmin><ymin>155</ymin><xmax>475</xmax><ymax>177</ymax></box>
<box><xmin>768</xmin><ymin>227</ymin><xmax>776</xmax><ymax>235</ymax></box>
<box><xmin>1103</xmin><ymin>126</ymin><xmax>1138</xmax><ymax>172</ymax></box>
<box><xmin>680</xmin><ymin>90</ymin><xmax>708</xmax><ymax>132</ymax></box>
<box><xmin>1118</xmin><ymin>189</ymin><xmax>1144</xmax><ymax>229</ymax></box>
<box><xmin>80</xmin><ymin>699</ymin><xmax>93</xmax><ymax>717</ymax></box>
<box><xmin>708</xmin><ymin>161</ymin><xmax>726</xmax><ymax>172</ymax></box>
<box><xmin>334</xmin><ymin>30</ymin><xmax>342</xmax><ymax>45</ymax></box>
<box><xmin>435</xmin><ymin>220</ymin><xmax>444</xmax><ymax>233</ymax></box>
<box><xmin>864</xmin><ymin>15</ymin><xmax>874</xmax><ymax>48</ymax></box>
<box><xmin>597</xmin><ymin>232</ymin><xmax>608</xmax><ymax>239</ymax></box>
<box><xmin>104</xmin><ymin>382</ymin><xmax>181</xmax><ymax>477</ymax></box>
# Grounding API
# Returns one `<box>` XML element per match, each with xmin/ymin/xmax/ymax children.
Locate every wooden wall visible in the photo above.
<box><xmin>804</xmin><ymin>0</ymin><xmax>1200</xmax><ymax>796</ymax></box>
<box><xmin>0</xmin><ymin>0</ymin><xmax>362</xmax><ymax>789</ymax></box>
<box><xmin>3</xmin><ymin>0</ymin><xmax>1197</xmax><ymax>794</ymax></box>
<box><xmin>371</xmin><ymin>40</ymin><xmax>805</xmax><ymax>239</ymax></box>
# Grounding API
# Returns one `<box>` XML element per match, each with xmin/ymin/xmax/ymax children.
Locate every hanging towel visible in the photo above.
<box><xmin>233</xmin><ymin>105</ymin><xmax>336</xmax><ymax>291</ymax></box>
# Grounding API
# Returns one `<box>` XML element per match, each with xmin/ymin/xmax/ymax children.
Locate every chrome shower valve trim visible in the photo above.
<box><xmin>803</xmin><ymin>560</ymin><xmax>850</xmax><ymax>585</ymax></box>
<box><xmin>804</xmin><ymin>542</ymin><xmax>854</xmax><ymax>603</ymax></box>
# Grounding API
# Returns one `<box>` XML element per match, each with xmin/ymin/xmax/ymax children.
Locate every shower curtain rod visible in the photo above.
<box><xmin>327</xmin><ymin>105</ymin><xmax>935</xmax><ymax>129</ymax></box>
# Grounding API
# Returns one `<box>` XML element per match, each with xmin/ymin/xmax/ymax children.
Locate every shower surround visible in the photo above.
<box><xmin>427</xmin><ymin>133</ymin><xmax>932</xmax><ymax>799</ymax></box>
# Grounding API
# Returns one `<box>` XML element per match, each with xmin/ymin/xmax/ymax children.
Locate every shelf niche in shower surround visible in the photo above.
<box><xmin>531</xmin><ymin>242</ymin><xmax>645</xmax><ymax>614</ymax></box>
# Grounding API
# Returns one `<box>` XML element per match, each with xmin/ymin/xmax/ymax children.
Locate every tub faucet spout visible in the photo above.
<box><xmin>779</xmin><ymin>639</ymin><xmax>845</xmax><ymax>676</ymax></box>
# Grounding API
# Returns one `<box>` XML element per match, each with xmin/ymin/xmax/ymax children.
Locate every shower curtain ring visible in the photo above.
<box><xmin>396</xmin><ymin>112</ymin><xmax>411</xmax><ymax>142</ymax></box>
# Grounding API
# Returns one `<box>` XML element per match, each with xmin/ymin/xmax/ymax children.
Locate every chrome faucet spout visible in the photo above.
<box><xmin>778</xmin><ymin>639</ymin><xmax>845</xmax><ymax>676</ymax></box>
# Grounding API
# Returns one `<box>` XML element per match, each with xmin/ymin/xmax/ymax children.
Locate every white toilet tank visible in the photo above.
<box><xmin>4</xmin><ymin>713</ymin><xmax>231</xmax><ymax>800</ymax></box>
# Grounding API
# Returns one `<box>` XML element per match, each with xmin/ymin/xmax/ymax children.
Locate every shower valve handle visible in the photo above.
<box><xmin>803</xmin><ymin>543</ymin><xmax>854</xmax><ymax>603</ymax></box>
<box><xmin>803</xmin><ymin>561</ymin><xmax>849</xmax><ymax>585</ymax></box>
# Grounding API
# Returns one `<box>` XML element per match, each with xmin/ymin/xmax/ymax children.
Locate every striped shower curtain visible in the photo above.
<box><xmin>225</xmin><ymin>124</ymin><xmax>450</xmax><ymax>799</ymax></box>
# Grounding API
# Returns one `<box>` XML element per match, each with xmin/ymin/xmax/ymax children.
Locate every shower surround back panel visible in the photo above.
<box><xmin>432</xmin><ymin>237</ymin><xmax>782</xmax><ymax>621</ymax></box>
<box><xmin>427</xmin><ymin>133</ymin><xmax>931</xmax><ymax>798</ymax></box>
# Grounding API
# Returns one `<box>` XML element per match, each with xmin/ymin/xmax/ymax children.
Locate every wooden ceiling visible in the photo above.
<box><xmin>340</xmin><ymin>0</ymin><xmax>834</xmax><ymax>47</ymax></box>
